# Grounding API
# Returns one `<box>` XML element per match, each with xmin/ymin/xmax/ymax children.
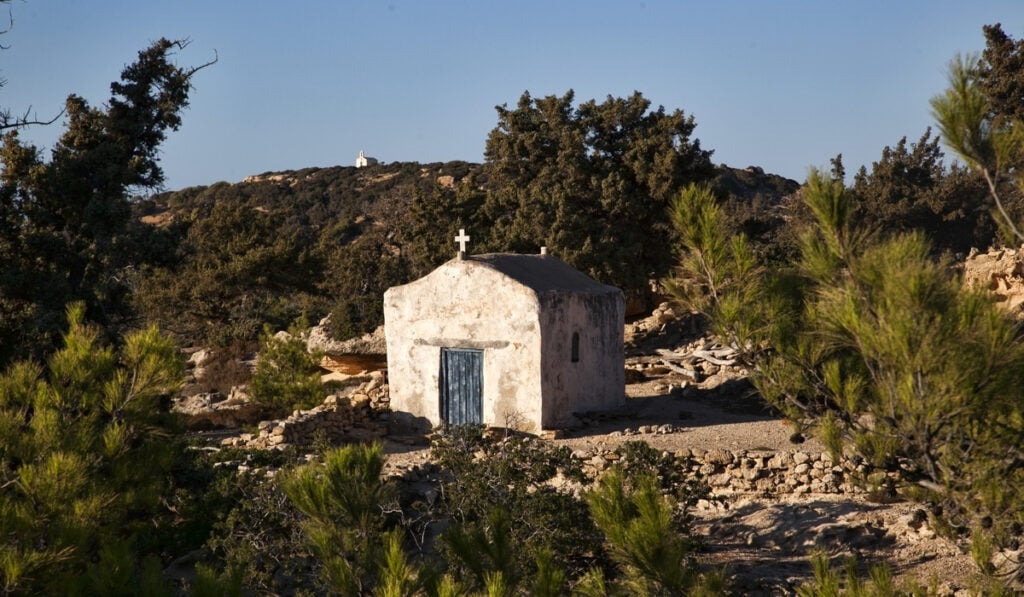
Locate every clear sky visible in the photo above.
<box><xmin>2</xmin><ymin>1</ymin><xmax>1023</xmax><ymax>190</ymax></box>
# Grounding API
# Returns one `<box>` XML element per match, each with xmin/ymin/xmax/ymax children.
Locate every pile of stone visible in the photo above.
<box><xmin>222</xmin><ymin>372</ymin><xmax>389</xmax><ymax>449</ymax></box>
<box><xmin>173</xmin><ymin>385</ymin><xmax>266</xmax><ymax>428</ymax></box>
<box><xmin>577</xmin><ymin>447</ymin><xmax>876</xmax><ymax>497</ymax></box>
<box><xmin>607</xmin><ymin>423</ymin><xmax>681</xmax><ymax>436</ymax></box>
<box><xmin>380</xmin><ymin>439</ymin><xmax>889</xmax><ymax>501</ymax></box>
<box><xmin>624</xmin><ymin>301</ymin><xmax>692</xmax><ymax>353</ymax></box>
<box><xmin>350</xmin><ymin>371</ymin><xmax>390</xmax><ymax>411</ymax></box>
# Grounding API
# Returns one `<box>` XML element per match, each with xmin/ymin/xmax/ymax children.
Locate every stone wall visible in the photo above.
<box><xmin>217</xmin><ymin>371</ymin><xmax>888</xmax><ymax>498</ymax></box>
<box><xmin>222</xmin><ymin>372</ymin><xmax>390</xmax><ymax>449</ymax></box>
<box><xmin>386</xmin><ymin>440</ymin><xmax>889</xmax><ymax>499</ymax></box>
<box><xmin>579</xmin><ymin>446</ymin><xmax>874</xmax><ymax>497</ymax></box>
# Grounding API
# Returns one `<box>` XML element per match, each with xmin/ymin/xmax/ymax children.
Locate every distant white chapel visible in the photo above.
<box><xmin>355</xmin><ymin>150</ymin><xmax>379</xmax><ymax>168</ymax></box>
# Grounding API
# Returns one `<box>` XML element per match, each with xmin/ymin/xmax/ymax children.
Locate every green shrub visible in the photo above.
<box><xmin>429</xmin><ymin>426</ymin><xmax>601</xmax><ymax>583</ymax></box>
<box><xmin>586</xmin><ymin>466</ymin><xmax>724</xmax><ymax>595</ymax></box>
<box><xmin>202</xmin><ymin>470</ymin><xmax>314</xmax><ymax>594</ymax></box>
<box><xmin>796</xmin><ymin>552</ymin><xmax>897</xmax><ymax>597</ymax></box>
<box><xmin>668</xmin><ymin>172</ymin><xmax>1024</xmax><ymax>578</ymax></box>
<box><xmin>0</xmin><ymin>303</ymin><xmax>184</xmax><ymax>594</ymax></box>
<box><xmin>280</xmin><ymin>443</ymin><xmax>398</xmax><ymax>595</ymax></box>
<box><xmin>249</xmin><ymin>319</ymin><xmax>326</xmax><ymax>413</ymax></box>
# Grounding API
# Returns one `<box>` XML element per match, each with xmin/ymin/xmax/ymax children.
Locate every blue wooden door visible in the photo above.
<box><xmin>440</xmin><ymin>348</ymin><xmax>483</xmax><ymax>425</ymax></box>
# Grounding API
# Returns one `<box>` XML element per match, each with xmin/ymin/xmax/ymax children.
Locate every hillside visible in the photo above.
<box><xmin>145</xmin><ymin>160</ymin><xmax>480</xmax><ymax>233</ymax></box>
<box><xmin>132</xmin><ymin>161</ymin><xmax>799</xmax><ymax>349</ymax></box>
<box><xmin>146</xmin><ymin>161</ymin><xmax>796</xmax><ymax>242</ymax></box>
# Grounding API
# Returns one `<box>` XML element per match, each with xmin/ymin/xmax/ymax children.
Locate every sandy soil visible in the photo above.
<box><xmin>555</xmin><ymin>375</ymin><xmax>822</xmax><ymax>454</ymax></box>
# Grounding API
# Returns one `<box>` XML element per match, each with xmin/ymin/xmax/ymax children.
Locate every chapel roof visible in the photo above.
<box><xmin>462</xmin><ymin>253</ymin><xmax>620</xmax><ymax>295</ymax></box>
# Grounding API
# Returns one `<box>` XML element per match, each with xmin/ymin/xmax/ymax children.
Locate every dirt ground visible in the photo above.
<box><xmin>560</xmin><ymin>377</ymin><xmax>982</xmax><ymax>595</ymax></box>
<box><xmin>379</xmin><ymin>373</ymin><xmax>987</xmax><ymax>595</ymax></box>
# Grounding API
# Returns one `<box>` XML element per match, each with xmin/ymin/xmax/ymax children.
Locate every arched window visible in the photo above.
<box><xmin>571</xmin><ymin>332</ymin><xmax>580</xmax><ymax>363</ymax></box>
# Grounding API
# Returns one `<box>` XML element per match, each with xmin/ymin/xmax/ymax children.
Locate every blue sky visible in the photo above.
<box><xmin>2</xmin><ymin>1</ymin><xmax>1023</xmax><ymax>190</ymax></box>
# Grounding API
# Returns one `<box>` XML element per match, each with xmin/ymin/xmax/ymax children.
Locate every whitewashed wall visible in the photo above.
<box><xmin>384</xmin><ymin>256</ymin><xmax>624</xmax><ymax>432</ymax></box>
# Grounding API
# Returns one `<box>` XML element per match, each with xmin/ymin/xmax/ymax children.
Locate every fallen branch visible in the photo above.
<box><xmin>691</xmin><ymin>350</ymin><xmax>736</xmax><ymax>367</ymax></box>
<box><xmin>656</xmin><ymin>347</ymin><xmax>737</xmax><ymax>367</ymax></box>
<box><xmin>658</xmin><ymin>359</ymin><xmax>700</xmax><ymax>380</ymax></box>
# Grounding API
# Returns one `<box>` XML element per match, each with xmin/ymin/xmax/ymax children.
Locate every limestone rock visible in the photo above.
<box><xmin>963</xmin><ymin>246</ymin><xmax>1024</xmax><ymax>316</ymax></box>
<box><xmin>307</xmin><ymin>315</ymin><xmax>386</xmax><ymax>354</ymax></box>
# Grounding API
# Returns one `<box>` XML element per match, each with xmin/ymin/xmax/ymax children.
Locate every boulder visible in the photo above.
<box><xmin>307</xmin><ymin>315</ymin><xmax>386</xmax><ymax>354</ymax></box>
<box><xmin>963</xmin><ymin>246</ymin><xmax>1024</xmax><ymax>316</ymax></box>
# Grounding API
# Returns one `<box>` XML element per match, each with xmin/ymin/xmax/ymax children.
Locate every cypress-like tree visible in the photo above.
<box><xmin>481</xmin><ymin>90</ymin><xmax>714</xmax><ymax>296</ymax></box>
<box><xmin>0</xmin><ymin>39</ymin><xmax>214</xmax><ymax>367</ymax></box>
<box><xmin>931</xmin><ymin>24</ymin><xmax>1024</xmax><ymax>244</ymax></box>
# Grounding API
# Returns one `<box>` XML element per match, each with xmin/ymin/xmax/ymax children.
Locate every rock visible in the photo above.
<box><xmin>187</xmin><ymin>348</ymin><xmax>211</xmax><ymax>368</ymax></box>
<box><xmin>172</xmin><ymin>392</ymin><xmax>217</xmax><ymax>415</ymax></box>
<box><xmin>963</xmin><ymin>246</ymin><xmax>1024</xmax><ymax>316</ymax></box>
<box><xmin>227</xmin><ymin>384</ymin><xmax>250</xmax><ymax>403</ymax></box>
<box><xmin>307</xmin><ymin>315</ymin><xmax>387</xmax><ymax>354</ymax></box>
<box><xmin>704</xmin><ymin>448</ymin><xmax>734</xmax><ymax>466</ymax></box>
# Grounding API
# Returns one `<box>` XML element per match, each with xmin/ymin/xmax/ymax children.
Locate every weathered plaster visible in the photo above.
<box><xmin>384</xmin><ymin>253</ymin><xmax>624</xmax><ymax>431</ymax></box>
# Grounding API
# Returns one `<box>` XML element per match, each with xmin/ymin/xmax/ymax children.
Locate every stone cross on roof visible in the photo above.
<box><xmin>455</xmin><ymin>228</ymin><xmax>471</xmax><ymax>259</ymax></box>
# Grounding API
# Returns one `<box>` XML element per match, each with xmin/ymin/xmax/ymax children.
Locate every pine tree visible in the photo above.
<box><xmin>0</xmin><ymin>38</ymin><xmax>214</xmax><ymax>367</ymax></box>
<box><xmin>667</xmin><ymin>170</ymin><xmax>1024</xmax><ymax>579</ymax></box>
<box><xmin>280</xmin><ymin>443</ymin><xmax>396</xmax><ymax>595</ymax></box>
<box><xmin>0</xmin><ymin>303</ymin><xmax>184</xmax><ymax>594</ymax></box>
<box><xmin>249</xmin><ymin>318</ymin><xmax>326</xmax><ymax>413</ymax></box>
<box><xmin>585</xmin><ymin>466</ymin><xmax>723</xmax><ymax>595</ymax></box>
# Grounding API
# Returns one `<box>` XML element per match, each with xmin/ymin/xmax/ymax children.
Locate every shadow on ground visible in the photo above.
<box><xmin>698</xmin><ymin>498</ymin><xmax>898</xmax><ymax>594</ymax></box>
<box><xmin>566</xmin><ymin>377</ymin><xmax>787</xmax><ymax>440</ymax></box>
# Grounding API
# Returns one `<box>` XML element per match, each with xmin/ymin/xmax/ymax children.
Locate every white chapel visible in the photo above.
<box><xmin>383</xmin><ymin>229</ymin><xmax>625</xmax><ymax>432</ymax></box>
<box><xmin>355</xmin><ymin>150</ymin><xmax>379</xmax><ymax>168</ymax></box>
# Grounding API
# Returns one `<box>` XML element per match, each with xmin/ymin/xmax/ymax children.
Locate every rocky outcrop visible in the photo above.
<box><xmin>306</xmin><ymin>315</ymin><xmax>386</xmax><ymax>355</ymax></box>
<box><xmin>711</xmin><ymin>164</ymin><xmax>800</xmax><ymax>205</ymax></box>
<box><xmin>963</xmin><ymin>246</ymin><xmax>1024</xmax><ymax>315</ymax></box>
